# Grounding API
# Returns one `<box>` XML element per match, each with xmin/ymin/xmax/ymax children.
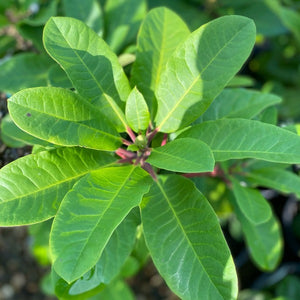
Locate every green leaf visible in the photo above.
<box><xmin>8</xmin><ymin>87</ymin><xmax>121</xmax><ymax>151</ymax></box>
<box><xmin>131</xmin><ymin>7</ymin><xmax>190</xmax><ymax>115</ymax></box>
<box><xmin>16</xmin><ymin>24</ymin><xmax>44</xmax><ymax>52</ymax></box>
<box><xmin>141</xmin><ymin>175</ymin><xmax>238</xmax><ymax>300</ymax></box>
<box><xmin>53</xmin><ymin>210</ymin><xmax>138</xmax><ymax>298</ymax></box>
<box><xmin>229</xmin><ymin>191</ymin><xmax>283</xmax><ymax>271</ymax></box>
<box><xmin>104</xmin><ymin>0</ymin><xmax>147</xmax><ymax>54</ymax></box>
<box><xmin>179</xmin><ymin>119</ymin><xmax>300</xmax><ymax>163</ymax></box>
<box><xmin>22</xmin><ymin>0</ymin><xmax>58</xmax><ymax>26</ymax></box>
<box><xmin>147</xmin><ymin>0</ymin><xmax>210</xmax><ymax>31</ymax></box>
<box><xmin>231</xmin><ymin>179</ymin><xmax>272</xmax><ymax>225</ymax></box>
<box><xmin>147</xmin><ymin>138</ymin><xmax>215</xmax><ymax>173</ymax></box>
<box><xmin>0</xmin><ymin>53</ymin><xmax>53</xmax><ymax>94</ymax></box>
<box><xmin>155</xmin><ymin>15</ymin><xmax>256</xmax><ymax>132</ymax></box>
<box><xmin>50</xmin><ymin>165</ymin><xmax>152</xmax><ymax>283</ymax></box>
<box><xmin>95</xmin><ymin>279</ymin><xmax>134</xmax><ymax>300</ymax></box>
<box><xmin>43</xmin><ymin>17</ymin><xmax>130</xmax><ymax>131</ymax></box>
<box><xmin>48</xmin><ymin>64</ymin><xmax>72</xmax><ymax>89</ymax></box>
<box><xmin>226</xmin><ymin>75</ymin><xmax>255</xmax><ymax>88</ymax></box>
<box><xmin>62</xmin><ymin>0</ymin><xmax>103</xmax><ymax>35</ymax></box>
<box><xmin>0</xmin><ymin>147</ymin><xmax>115</xmax><ymax>226</ymax></box>
<box><xmin>265</xmin><ymin>0</ymin><xmax>300</xmax><ymax>42</ymax></box>
<box><xmin>1</xmin><ymin>114</ymin><xmax>52</xmax><ymax>148</ymax></box>
<box><xmin>125</xmin><ymin>87</ymin><xmax>150</xmax><ymax>132</ymax></box>
<box><xmin>197</xmin><ymin>88</ymin><xmax>281</xmax><ymax>122</ymax></box>
<box><xmin>246</xmin><ymin>167</ymin><xmax>300</xmax><ymax>198</ymax></box>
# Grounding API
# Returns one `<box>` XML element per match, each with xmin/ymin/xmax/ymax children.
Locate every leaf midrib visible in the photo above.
<box><xmin>0</xmin><ymin>161</ymin><xmax>116</xmax><ymax>203</ymax></box>
<box><xmin>70</xmin><ymin>165</ymin><xmax>137</xmax><ymax>277</ymax></box>
<box><xmin>157</xmin><ymin>22</ymin><xmax>250</xmax><ymax>130</ymax></box>
<box><xmin>11</xmin><ymin>102</ymin><xmax>121</xmax><ymax>143</ymax></box>
<box><xmin>48</xmin><ymin>19</ymin><xmax>126</xmax><ymax>126</ymax></box>
<box><xmin>156</xmin><ymin>179</ymin><xmax>223</xmax><ymax>297</ymax></box>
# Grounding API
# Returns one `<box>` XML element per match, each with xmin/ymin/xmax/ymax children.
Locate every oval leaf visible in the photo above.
<box><xmin>198</xmin><ymin>88</ymin><xmax>282</xmax><ymax>122</ymax></box>
<box><xmin>50</xmin><ymin>165</ymin><xmax>152</xmax><ymax>283</ymax></box>
<box><xmin>179</xmin><ymin>118</ymin><xmax>300</xmax><ymax>163</ymax></box>
<box><xmin>43</xmin><ymin>17</ymin><xmax>130</xmax><ymax>131</ymax></box>
<box><xmin>231</xmin><ymin>179</ymin><xmax>272</xmax><ymax>225</ymax></box>
<box><xmin>8</xmin><ymin>87</ymin><xmax>121</xmax><ymax>151</ymax></box>
<box><xmin>0</xmin><ymin>53</ymin><xmax>53</xmax><ymax>94</ymax></box>
<box><xmin>131</xmin><ymin>7</ymin><xmax>190</xmax><ymax>115</ymax></box>
<box><xmin>141</xmin><ymin>175</ymin><xmax>238</xmax><ymax>300</ymax></box>
<box><xmin>125</xmin><ymin>87</ymin><xmax>150</xmax><ymax>132</ymax></box>
<box><xmin>230</xmin><ymin>192</ymin><xmax>283</xmax><ymax>271</ymax></box>
<box><xmin>155</xmin><ymin>15</ymin><xmax>256</xmax><ymax>132</ymax></box>
<box><xmin>147</xmin><ymin>138</ymin><xmax>215</xmax><ymax>173</ymax></box>
<box><xmin>0</xmin><ymin>147</ymin><xmax>115</xmax><ymax>226</ymax></box>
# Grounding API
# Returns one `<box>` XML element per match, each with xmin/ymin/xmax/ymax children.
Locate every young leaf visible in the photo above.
<box><xmin>104</xmin><ymin>0</ymin><xmax>147</xmax><ymax>54</ymax></box>
<box><xmin>125</xmin><ymin>87</ymin><xmax>150</xmax><ymax>132</ymax></box>
<box><xmin>43</xmin><ymin>17</ymin><xmax>130</xmax><ymax>131</ymax></box>
<box><xmin>178</xmin><ymin>118</ymin><xmax>300</xmax><ymax>163</ymax></box>
<box><xmin>0</xmin><ymin>147</ymin><xmax>115</xmax><ymax>226</ymax></box>
<box><xmin>197</xmin><ymin>88</ymin><xmax>281</xmax><ymax>122</ymax></box>
<box><xmin>229</xmin><ymin>192</ymin><xmax>283</xmax><ymax>271</ymax></box>
<box><xmin>246</xmin><ymin>167</ymin><xmax>300</xmax><ymax>198</ymax></box>
<box><xmin>62</xmin><ymin>0</ymin><xmax>103</xmax><ymax>35</ymax></box>
<box><xmin>8</xmin><ymin>87</ymin><xmax>121</xmax><ymax>151</ymax></box>
<box><xmin>231</xmin><ymin>178</ymin><xmax>272</xmax><ymax>225</ymax></box>
<box><xmin>155</xmin><ymin>15</ymin><xmax>256</xmax><ymax>132</ymax></box>
<box><xmin>141</xmin><ymin>175</ymin><xmax>238</xmax><ymax>300</ymax></box>
<box><xmin>0</xmin><ymin>53</ymin><xmax>53</xmax><ymax>94</ymax></box>
<box><xmin>131</xmin><ymin>7</ymin><xmax>190</xmax><ymax>115</ymax></box>
<box><xmin>50</xmin><ymin>165</ymin><xmax>152</xmax><ymax>283</ymax></box>
<box><xmin>147</xmin><ymin>138</ymin><xmax>215</xmax><ymax>173</ymax></box>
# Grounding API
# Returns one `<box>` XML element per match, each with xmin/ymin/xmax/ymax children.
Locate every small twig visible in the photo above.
<box><xmin>122</xmin><ymin>139</ymin><xmax>132</xmax><ymax>146</ymax></box>
<box><xmin>146</xmin><ymin>128</ymin><xmax>159</xmax><ymax>145</ymax></box>
<box><xmin>126</xmin><ymin>126</ymin><xmax>136</xmax><ymax>142</ymax></box>
<box><xmin>161</xmin><ymin>133</ymin><xmax>168</xmax><ymax>146</ymax></box>
<box><xmin>115</xmin><ymin>148</ymin><xmax>137</xmax><ymax>159</ymax></box>
<box><xmin>141</xmin><ymin>162</ymin><xmax>157</xmax><ymax>181</ymax></box>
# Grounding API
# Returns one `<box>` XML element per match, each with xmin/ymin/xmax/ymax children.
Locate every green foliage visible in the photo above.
<box><xmin>1</xmin><ymin>2</ymin><xmax>300</xmax><ymax>299</ymax></box>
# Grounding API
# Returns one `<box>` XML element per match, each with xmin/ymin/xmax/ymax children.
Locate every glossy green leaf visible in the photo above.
<box><xmin>141</xmin><ymin>175</ymin><xmax>238</xmax><ymax>300</ymax></box>
<box><xmin>0</xmin><ymin>53</ymin><xmax>53</xmax><ymax>94</ymax></box>
<box><xmin>43</xmin><ymin>17</ymin><xmax>130</xmax><ymax>131</ymax></box>
<box><xmin>198</xmin><ymin>88</ymin><xmax>281</xmax><ymax>122</ymax></box>
<box><xmin>131</xmin><ymin>7</ymin><xmax>190</xmax><ymax>115</ymax></box>
<box><xmin>53</xmin><ymin>210</ymin><xmax>138</xmax><ymax>298</ymax></box>
<box><xmin>231</xmin><ymin>179</ymin><xmax>272</xmax><ymax>225</ymax></box>
<box><xmin>179</xmin><ymin>119</ymin><xmax>300</xmax><ymax>163</ymax></box>
<box><xmin>155</xmin><ymin>15</ymin><xmax>256</xmax><ymax>132</ymax></box>
<box><xmin>50</xmin><ymin>165</ymin><xmax>152</xmax><ymax>283</ymax></box>
<box><xmin>125</xmin><ymin>87</ymin><xmax>150</xmax><ymax>132</ymax></box>
<box><xmin>48</xmin><ymin>64</ymin><xmax>72</xmax><ymax>88</ymax></box>
<box><xmin>147</xmin><ymin>138</ymin><xmax>215</xmax><ymax>173</ymax></box>
<box><xmin>62</xmin><ymin>0</ymin><xmax>103</xmax><ymax>35</ymax></box>
<box><xmin>104</xmin><ymin>0</ymin><xmax>147</xmax><ymax>54</ymax></box>
<box><xmin>1</xmin><ymin>114</ymin><xmax>52</xmax><ymax>147</ymax></box>
<box><xmin>246</xmin><ymin>167</ymin><xmax>300</xmax><ymax>198</ymax></box>
<box><xmin>230</xmin><ymin>192</ymin><xmax>283</xmax><ymax>270</ymax></box>
<box><xmin>0</xmin><ymin>147</ymin><xmax>115</xmax><ymax>226</ymax></box>
<box><xmin>8</xmin><ymin>87</ymin><xmax>121</xmax><ymax>151</ymax></box>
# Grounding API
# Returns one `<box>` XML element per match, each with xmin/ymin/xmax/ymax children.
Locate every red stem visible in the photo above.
<box><xmin>126</xmin><ymin>127</ymin><xmax>136</xmax><ymax>142</ymax></box>
<box><xmin>161</xmin><ymin>133</ymin><xmax>168</xmax><ymax>146</ymax></box>
<box><xmin>147</xmin><ymin>128</ymin><xmax>159</xmax><ymax>145</ymax></box>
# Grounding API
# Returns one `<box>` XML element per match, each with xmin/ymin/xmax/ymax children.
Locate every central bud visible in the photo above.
<box><xmin>134</xmin><ymin>134</ymin><xmax>148</xmax><ymax>150</ymax></box>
